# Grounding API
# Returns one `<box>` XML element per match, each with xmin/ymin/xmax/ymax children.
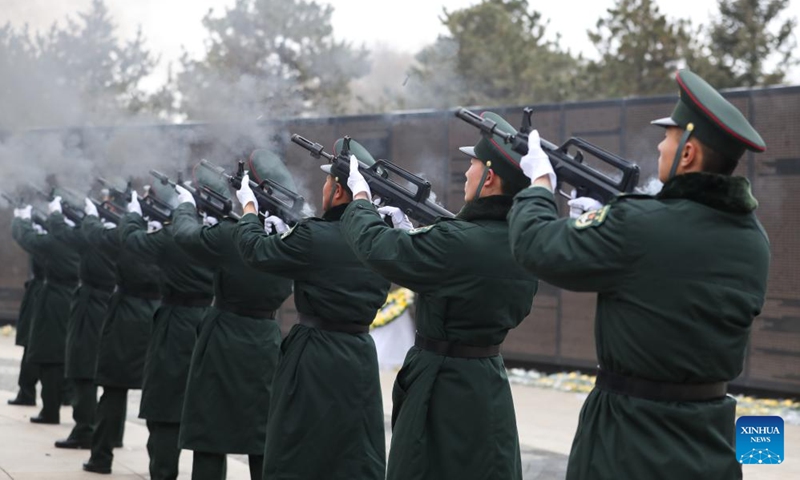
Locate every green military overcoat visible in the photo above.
<box><xmin>508</xmin><ymin>173</ymin><xmax>771</xmax><ymax>480</ymax></box>
<box><xmin>14</xmin><ymin>255</ymin><xmax>45</xmax><ymax>347</ymax></box>
<box><xmin>119</xmin><ymin>212</ymin><xmax>214</xmax><ymax>423</ymax></box>
<box><xmin>48</xmin><ymin>213</ymin><xmax>116</xmax><ymax>380</ymax></box>
<box><xmin>234</xmin><ymin>204</ymin><xmax>391</xmax><ymax>480</ymax></box>
<box><xmin>11</xmin><ymin>215</ymin><xmax>80</xmax><ymax>364</ymax></box>
<box><xmin>171</xmin><ymin>203</ymin><xmax>292</xmax><ymax>454</ymax></box>
<box><xmin>341</xmin><ymin>196</ymin><xmax>538</xmax><ymax>480</ymax></box>
<box><xmin>82</xmin><ymin>215</ymin><xmax>162</xmax><ymax>388</ymax></box>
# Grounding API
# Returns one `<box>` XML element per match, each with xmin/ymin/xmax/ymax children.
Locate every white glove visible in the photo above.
<box><xmin>377</xmin><ymin>206</ymin><xmax>413</xmax><ymax>231</ymax></box>
<box><xmin>147</xmin><ymin>220</ymin><xmax>163</xmax><ymax>233</ymax></box>
<box><xmin>347</xmin><ymin>155</ymin><xmax>371</xmax><ymax>199</ymax></box>
<box><xmin>176</xmin><ymin>184</ymin><xmax>196</xmax><ymax>206</ymax></box>
<box><xmin>32</xmin><ymin>223</ymin><xmax>47</xmax><ymax>235</ymax></box>
<box><xmin>521</xmin><ymin>130</ymin><xmax>556</xmax><ymax>190</ymax></box>
<box><xmin>236</xmin><ymin>173</ymin><xmax>257</xmax><ymax>211</ymax></box>
<box><xmin>263</xmin><ymin>213</ymin><xmax>289</xmax><ymax>234</ymax></box>
<box><xmin>19</xmin><ymin>205</ymin><xmax>32</xmax><ymax>220</ymax></box>
<box><xmin>12</xmin><ymin>208</ymin><xmax>20</xmax><ymax>218</ymax></box>
<box><xmin>48</xmin><ymin>196</ymin><xmax>63</xmax><ymax>214</ymax></box>
<box><xmin>64</xmin><ymin>218</ymin><xmax>76</xmax><ymax>228</ymax></box>
<box><xmin>567</xmin><ymin>191</ymin><xmax>604</xmax><ymax>219</ymax></box>
<box><xmin>103</xmin><ymin>222</ymin><xmax>117</xmax><ymax>230</ymax></box>
<box><xmin>84</xmin><ymin>198</ymin><xmax>99</xmax><ymax>217</ymax></box>
<box><xmin>203</xmin><ymin>214</ymin><xmax>218</xmax><ymax>227</ymax></box>
<box><xmin>127</xmin><ymin>191</ymin><xmax>142</xmax><ymax>215</ymax></box>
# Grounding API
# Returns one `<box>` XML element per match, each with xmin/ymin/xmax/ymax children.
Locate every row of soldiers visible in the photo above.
<box><xmin>6</xmin><ymin>69</ymin><xmax>770</xmax><ymax>480</ymax></box>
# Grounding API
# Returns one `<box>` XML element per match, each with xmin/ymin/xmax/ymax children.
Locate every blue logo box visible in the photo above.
<box><xmin>736</xmin><ymin>416</ymin><xmax>784</xmax><ymax>465</ymax></box>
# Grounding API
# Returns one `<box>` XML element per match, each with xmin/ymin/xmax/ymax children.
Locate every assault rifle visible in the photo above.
<box><xmin>455</xmin><ymin>107</ymin><xmax>640</xmax><ymax>203</ymax></box>
<box><xmin>150</xmin><ymin>169</ymin><xmax>239</xmax><ymax>221</ymax></box>
<box><xmin>32</xmin><ymin>185</ymin><xmax>88</xmax><ymax>225</ymax></box>
<box><xmin>95</xmin><ymin>178</ymin><xmax>133</xmax><ymax>224</ymax></box>
<box><xmin>199</xmin><ymin>159</ymin><xmax>304</xmax><ymax>226</ymax></box>
<box><xmin>291</xmin><ymin>134</ymin><xmax>453</xmax><ymax>225</ymax></box>
<box><xmin>2</xmin><ymin>191</ymin><xmax>49</xmax><ymax>228</ymax></box>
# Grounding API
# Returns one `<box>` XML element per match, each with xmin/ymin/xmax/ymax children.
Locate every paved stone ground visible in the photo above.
<box><xmin>0</xmin><ymin>333</ymin><xmax>570</xmax><ymax>479</ymax></box>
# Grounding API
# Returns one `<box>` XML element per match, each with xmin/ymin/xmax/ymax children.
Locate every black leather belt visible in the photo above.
<box><xmin>213</xmin><ymin>299</ymin><xmax>276</xmax><ymax>320</ymax></box>
<box><xmin>595</xmin><ymin>369</ymin><xmax>728</xmax><ymax>402</ymax></box>
<box><xmin>162</xmin><ymin>292</ymin><xmax>213</xmax><ymax>308</ymax></box>
<box><xmin>298</xmin><ymin>313</ymin><xmax>369</xmax><ymax>334</ymax></box>
<box><xmin>116</xmin><ymin>285</ymin><xmax>162</xmax><ymax>300</ymax></box>
<box><xmin>415</xmin><ymin>333</ymin><xmax>501</xmax><ymax>358</ymax></box>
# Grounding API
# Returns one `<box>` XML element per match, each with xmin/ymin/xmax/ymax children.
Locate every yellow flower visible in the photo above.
<box><xmin>371</xmin><ymin>288</ymin><xmax>414</xmax><ymax>330</ymax></box>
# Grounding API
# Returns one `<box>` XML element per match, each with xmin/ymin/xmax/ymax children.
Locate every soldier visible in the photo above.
<box><xmin>171</xmin><ymin>160</ymin><xmax>293</xmax><ymax>480</ymax></box>
<box><xmin>119</xmin><ymin>185</ymin><xmax>214</xmax><ymax>480</ymax></box>
<box><xmin>81</xmin><ymin>197</ymin><xmax>161</xmax><ymax>474</ymax></box>
<box><xmin>507</xmin><ymin>69</ymin><xmax>770</xmax><ymax>479</ymax></box>
<box><xmin>7</xmin><ymin>242</ymin><xmax>44</xmax><ymax>407</ymax></box>
<box><xmin>233</xmin><ymin>145</ymin><xmax>390</xmax><ymax>480</ymax></box>
<box><xmin>10</xmin><ymin>201</ymin><xmax>80</xmax><ymax>424</ymax></box>
<box><xmin>339</xmin><ymin>117</ymin><xmax>539</xmax><ymax>480</ymax></box>
<box><xmin>44</xmin><ymin>197</ymin><xmax>117</xmax><ymax>449</ymax></box>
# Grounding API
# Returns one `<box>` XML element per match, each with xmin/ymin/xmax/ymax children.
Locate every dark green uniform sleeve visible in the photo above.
<box><xmin>508</xmin><ymin>186</ymin><xmax>632</xmax><ymax>292</ymax></box>
<box><xmin>11</xmin><ymin>218</ymin><xmax>51</xmax><ymax>255</ymax></box>
<box><xmin>119</xmin><ymin>213</ymin><xmax>166</xmax><ymax>264</ymax></box>
<box><xmin>233</xmin><ymin>212</ymin><xmax>312</xmax><ymax>279</ymax></box>
<box><xmin>47</xmin><ymin>212</ymin><xmax>86</xmax><ymax>251</ymax></box>
<box><xmin>81</xmin><ymin>215</ymin><xmax>120</xmax><ymax>254</ymax></box>
<box><xmin>340</xmin><ymin>199</ymin><xmax>452</xmax><ymax>293</ymax></box>
<box><xmin>171</xmin><ymin>203</ymin><xmax>223</xmax><ymax>267</ymax></box>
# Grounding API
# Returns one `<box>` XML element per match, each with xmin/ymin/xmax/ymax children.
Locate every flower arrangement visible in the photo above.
<box><xmin>371</xmin><ymin>288</ymin><xmax>414</xmax><ymax>330</ymax></box>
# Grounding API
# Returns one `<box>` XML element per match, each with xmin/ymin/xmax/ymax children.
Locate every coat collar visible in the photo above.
<box><xmin>656</xmin><ymin>172</ymin><xmax>758</xmax><ymax>214</ymax></box>
<box><xmin>322</xmin><ymin>203</ymin><xmax>349</xmax><ymax>221</ymax></box>
<box><xmin>456</xmin><ymin>195</ymin><xmax>514</xmax><ymax>222</ymax></box>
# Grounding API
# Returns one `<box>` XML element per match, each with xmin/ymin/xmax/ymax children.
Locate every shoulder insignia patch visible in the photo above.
<box><xmin>572</xmin><ymin>205</ymin><xmax>611</xmax><ymax>230</ymax></box>
<box><xmin>407</xmin><ymin>225</ymin><xmax>434</xmax><ymax>235</ymax></box>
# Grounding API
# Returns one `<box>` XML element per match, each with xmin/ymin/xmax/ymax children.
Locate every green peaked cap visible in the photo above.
<box><xmin>321</xmin><ymin>137</ymin><xmax>379</xmax><ymax>181</ymax></box>
<box><xmin>247</xmin><ymin>149</ymin><xmax>297</xmax><ymax>191</ymax></box>
<box><xmin>651</xmin><ymin>69</ymin><xmax>766</xmax><ymax>160</ymax></box>
<box><xmin>192</xmin><ymin>162</ymin><xmax>231</xmax><ymax>200</ymax></box>
<box><xmin>459</xmin><ymin>111</ymin><xmax>530</xmax><ymax>193</ymax></box>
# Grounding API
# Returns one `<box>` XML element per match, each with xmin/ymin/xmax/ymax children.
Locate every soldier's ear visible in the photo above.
<box><xmin>681</xmin><ymin>141</ymin><xmax>702</xmax><ymax>171</ymax></box>
<box><xmin>334</xmin><ymin>182</ymin><xmax>348</xmax><ymax>201</ymax></box>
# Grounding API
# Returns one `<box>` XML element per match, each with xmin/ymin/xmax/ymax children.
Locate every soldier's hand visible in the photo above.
<box><xmin>347</xmin><ymin>155</ymin><xmax>371</xmax><ymax>200</ymax></box>
<box><xmin>236</xmin><ymin>173</ymin><xmax>257</xmax><ymax>212</ymax></box>
<box><xmin>102</xmin><ymin>222</ymin><xmax>117</xmax><ymax>230</ymax></box>
<box><xmin>127</xmin><ymin>191</ymin><xmax>143</xmax><ymax>216</ymax></box>
<box><xmin>84</xmin><ymin>198</ymin><xmax>99</xmax><ymax>217</ymax></box>
<box><xmin>521</xmin><ymin>129</ymin><xmax>556</xmax><ymax>190</ymax></box>
<box><xmin>567</xmin><ymin>190</ymin><xmax>603</xmax><ymax>219</ymax></box>
<box><xmin>147</xmin><ymin>220</ymin><xmax>163</xmax><ymax>233</ymax></box>
<box><xmin>64</xmin><ymin>218</ymin><xmax>76</xmax><ymax>228</ymax></box>
<box><xmin>176</xmin><ymin>184</ymin><xmax>196</xmax><ymax>207</ymax></box>
<box><xmin>263</xmin><ymin>212</ymin><xmax>289</xmax><ymax>234</ymax></box>
<box><xmin>48</xmin><ymin>196</ymin><xmax>63</xmax><ymax>214</ymax></box>
<box><xmin>377</xmin><ymin>206</ymin><xmax>413</xmax><ymax>231</ymax></box>
<box><xmin>203</xmin><ymin>214</ymin><xmax>218</xmax><ymax>227</ymax></box>
<box><xmin>19</xmin><ymin>205</ymin><xmax>32</xmax><ymax>220</ymax></box>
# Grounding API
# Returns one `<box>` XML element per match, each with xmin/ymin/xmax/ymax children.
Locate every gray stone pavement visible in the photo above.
<box><xmin>1</xmin><ymin>332</ymin><xmax>794</xmax><ymax>479</ymax></box>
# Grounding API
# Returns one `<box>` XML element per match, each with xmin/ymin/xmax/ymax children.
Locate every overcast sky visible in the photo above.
<box><xmin>5</xmin><ymin>0</ymin><xmax>799</xmax><ymax>85</ymax></box>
